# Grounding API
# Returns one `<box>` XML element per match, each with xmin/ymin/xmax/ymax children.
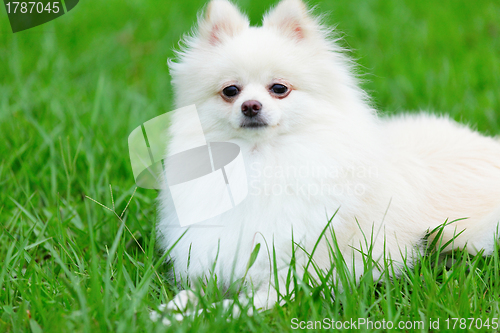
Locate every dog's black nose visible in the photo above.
<box><xmin>241</xmin><ymin>100</ymin><xmax>262</xmax><ymax>117</ymax></box>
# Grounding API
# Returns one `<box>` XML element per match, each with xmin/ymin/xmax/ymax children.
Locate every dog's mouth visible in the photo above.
<box><xmin>240</xmin><ymin>117</ymin><xmax>268</xmax><ymax>129</ymax></box>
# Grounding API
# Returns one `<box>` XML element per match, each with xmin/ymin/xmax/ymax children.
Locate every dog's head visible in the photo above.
<box><xmin>169</xmin><ymin>0</ymin><xmax>366</xmax><ymax>142</ymax></box>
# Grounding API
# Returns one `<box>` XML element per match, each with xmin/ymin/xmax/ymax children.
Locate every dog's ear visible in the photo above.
<box><xmin>198</xmin><ymin>0</ymin><xmax>249</xmax><ymax>45</ymax></box>
<box><xmin>263</xmin><ymin>0</ymin><xmax>318</xmax><ymax>41</ymax></box>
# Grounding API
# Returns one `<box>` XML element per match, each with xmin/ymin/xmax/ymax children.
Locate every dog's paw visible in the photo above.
<box><xmin>150</xmin><ymin>290</ymin><xmax>202</xmax><ymax>325</ymax></box>
<box><xmin>166</xmin><ymin>290</ymin><xmax>199</xmax><ymax>312</ymax></box>
<box><xmin>150</xmin><ymin>289</ymin><xmax>261</xmax><ymax>325</ymax></box>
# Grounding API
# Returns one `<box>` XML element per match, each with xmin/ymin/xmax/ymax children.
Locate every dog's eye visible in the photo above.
<box><xmin>222</xmin><ymin>85</ymin><xmax>240</xmax><ymax>98</ymax></box>
<box><xmin>270</xmin><ymin>84</ymin><xmax>288</xmax><ymax>95</ymax></box>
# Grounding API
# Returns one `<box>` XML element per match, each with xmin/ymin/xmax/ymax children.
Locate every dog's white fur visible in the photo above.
<box><xmin>157</xmin><ymin>0</ymin><xmax>500</xmax><ymax>309</ymax></box>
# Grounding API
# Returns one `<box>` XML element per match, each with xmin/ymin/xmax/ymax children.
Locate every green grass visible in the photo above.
<box><xmin>1</xmin><ymin>0</ymin><xmax>500</xmax><ymax>332</ymax></box>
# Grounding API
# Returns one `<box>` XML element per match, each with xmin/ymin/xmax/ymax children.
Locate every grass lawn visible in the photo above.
<box><xmin>1</xmin><ymin>0</ymin><xmax>500</xmax><ymax>332</ymax></box>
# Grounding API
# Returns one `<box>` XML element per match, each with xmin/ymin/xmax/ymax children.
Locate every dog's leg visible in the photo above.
<box><xmin>439</xmin><ymin>207</ymin><xmax>500</xmax><ymax>255</ymax></box>
<box><xmin>463</xmin><ymin>207</ymin><xmax>500</xmax><ymax>255</ymax></box>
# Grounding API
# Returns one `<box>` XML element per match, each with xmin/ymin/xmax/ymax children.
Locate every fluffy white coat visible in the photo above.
<box><xmin>157</xmin><ymin>0</ymin><xmax>500</xmax><ymax>309</ymax></box>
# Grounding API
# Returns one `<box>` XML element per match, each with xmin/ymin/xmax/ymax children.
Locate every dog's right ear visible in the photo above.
<box><xmin>198</xmin><ymin>0</ymin><xmax>249</xmax><ymax>45</ymax></box>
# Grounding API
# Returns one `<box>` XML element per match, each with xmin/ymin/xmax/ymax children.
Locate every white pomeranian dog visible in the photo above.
<box><xmin>157</xmin><ymin>0</ymin><xmax>500</xmax><ymax>311</ymax></box>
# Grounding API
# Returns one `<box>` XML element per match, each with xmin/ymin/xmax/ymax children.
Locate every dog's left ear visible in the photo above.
<box><xmin>198</xmin><ymin>0</ymin><xmax>249</xmax><ymax>45</ymax></box>
<box><xmin>263</xmin><ymin>0</ymin><xmax>318</xmax><ymax>41</ymax></box>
